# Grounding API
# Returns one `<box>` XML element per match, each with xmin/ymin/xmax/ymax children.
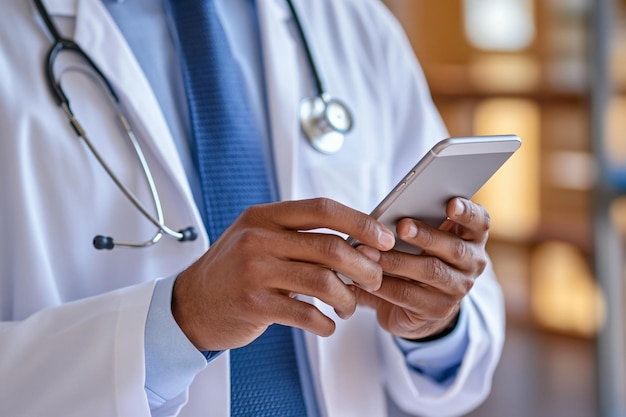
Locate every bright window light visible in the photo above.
<box><xmin>464</xmin><ymin>0</ymin><xmax>536</xmax><ymax>51</ymax></box>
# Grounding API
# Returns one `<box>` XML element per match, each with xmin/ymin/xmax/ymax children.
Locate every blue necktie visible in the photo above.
<box><xmin>169</xmin><ymin>1</ymin><xmax>308</xmax><ymax>416</ymax></box>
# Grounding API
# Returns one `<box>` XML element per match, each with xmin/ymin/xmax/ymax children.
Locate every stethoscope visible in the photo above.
<box><xmin>33</xmin><ymin>0</ymin><xmax>197</xmax><ymax>250</ymax></box>
<box><xmin>285</xmin><ymin>0</ymin><xmax>354</xmax><ymax>154</ymax></box>
<box><xmin>33</xmin><ymin>0</ymin><xmax>353</xmax><ymax>250</ymax></box>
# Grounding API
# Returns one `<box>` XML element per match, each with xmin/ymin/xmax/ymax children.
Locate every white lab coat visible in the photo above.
<box><xmin>0</xmin><ymin>0</ymin><xmax>504</xmax><ymax>416</ymax></box>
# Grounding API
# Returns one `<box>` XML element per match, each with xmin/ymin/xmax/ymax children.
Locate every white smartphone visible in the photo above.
<box><xmin>348</xmin><ymin>135</ymin><xmax>521</xmax><ymax>254</ymax></box>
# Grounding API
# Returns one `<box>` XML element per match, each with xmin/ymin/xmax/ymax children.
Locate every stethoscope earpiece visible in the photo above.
<box><xmin>93</xmin><ymin>235</ymin><xmax>115</xmax><ymax>250</ymax></box>
<box><xmin>178</xmin><ymin>227</ymin><xmax>198</xmax><ymax>242</ymax></box>
<box><xmin>299</xmin><ymin>93</ymin><xmax>353</xmax><ymax>154</ymax></box>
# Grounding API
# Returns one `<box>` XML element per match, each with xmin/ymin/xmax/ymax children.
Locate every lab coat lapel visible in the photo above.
<box><xmin>68</xmin><ymin>0</ymin><xmax>197</xmax><ymax>212</ymax></box>
<box><xmin>257</xmin><ymin>0</ymin><xmax>302</xmax><ymax>201</ymax></box>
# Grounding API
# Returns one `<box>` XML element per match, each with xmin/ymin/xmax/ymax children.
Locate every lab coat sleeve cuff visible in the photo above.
<box><xmin>144</xmin><ymin>275</ymin><xmax>209</xmax><ymax>410</ymax></box>
<box><xmin>394</xmin><ymin>306</ymin><xmax>469</xmax><ymax>385</ymax></box>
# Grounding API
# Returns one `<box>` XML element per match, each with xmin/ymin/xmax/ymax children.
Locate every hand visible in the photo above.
<box><xmin>172</xmin><ymin>198</ymin><xmax>396</xmax><ymax>351</ymax></box>
<box><xmin>355</xmin><ymin>197</ymin><xmax>490</xmax><ymax>340</ymax></box>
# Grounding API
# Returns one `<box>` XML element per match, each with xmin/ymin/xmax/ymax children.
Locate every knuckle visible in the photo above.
<box><xmin>240</xmin><ymin>205</ymin><xmax>263</xmax><ymax>223</ymax></box>
<box><xmin>236</xmin><ymin>227</ymin><xmax>263</xmax><ymax>249</ymax></box>
<box><xmin>242</xmin><ymin>258</ymin><xmax>265</xmax><ymax>279</ymax></box>
<box><xmin>450</xmin><ymin>274</ymin><xmax>475</xmax><ymax>298</ymax></box>
<box><xmin>468</xmin><ymin>202</ymin><xmax>477</xmax><ymax>223</ymax></box>
<box><xmin>416</xmin><ymin>226</ymin><xmax>436</xmax><ymax>248</ymax></box>
<box><xmin>239</xmin><ymin>291</ymin><xmax>266</xmax><ymax>316</ymax></box>
<box><xmin>355</xmin><ymin>214</ymin><xmax>377</xmax><ymax>238</ymax></box>
<box><xmin>293</xmin><ymin>304</ymin><xmax>319</xmax><ymax>327</ymax></box>
<box><xmin>365</xmin><ymin>263</ymin><xmax>384</xmax><ymax>287</ymax></box>
<box><xmin>461</xmin><ymin>276</ymin><xmax>476</xmax><ymax>294</ymax></box>
<box><xmin>383</xmin><ymin>251</ymin><xmax>404</xmax><ymax>274</ymax></box>
<box><xmin>297</xmin><ymin>306</ymin><xmax>316</xmax><ymax>324</ymax></box>
<box><xmin>424</xmin><ymin>257</ymin><xmax>447</xmax><ymax>283</ymax></box>
<box><xmin>316</xmin><ymin>235</ymin><xmax>344</xmax><ymax>261</ymax></box>
<box><xmin>396</xmin><ymin>281</ymin><xmax>416</xmax><ymax>305</ymax></box>
<box><xmin>464</xmin><ymin>202</ymin><xmax>491</xmax><ymax>232</ymax></box>
<box><xmin>451</xmin><ymin>239</ymin><xmax>468</xmax><ymax>260</ymax></box>
<box><xmin>483</xmin><ymin>212</ymin><xmax>491</xmax><ymax>232</ymax></box>
<box><xmin>312</xmin><ymin>269</ymin><xmax>336</xmax><ymax>295</ymax></box>
<box><xmin>481</xmin><ymin>208</ymin><xmax>492</xmax><ymax>231</ymax></box>
<box><xmin>311</xmin><ymin>197</ymin><xmax>337</xmax><ymax>217</ymax></box>
<box><xmin>234</xmin><ymin>259</ymin><xmax>272</xmax><ymax>301</ymax></box>
<box><xmin>475</xmin><ymin>256</ymin><xmax>488</xmax><ymax>275</ymax></box>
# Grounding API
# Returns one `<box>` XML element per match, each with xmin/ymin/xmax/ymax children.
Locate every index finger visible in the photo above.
<box><xmin>248</xmin><ymin>198</ymin><xmax>395</xmax><ymax>251</ymax></box>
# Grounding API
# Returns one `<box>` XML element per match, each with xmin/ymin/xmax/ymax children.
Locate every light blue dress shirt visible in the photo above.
<box><xmin>103</xmin><ymin>0</ymin><xmax>469</xmax><ymax>412</ymax></box>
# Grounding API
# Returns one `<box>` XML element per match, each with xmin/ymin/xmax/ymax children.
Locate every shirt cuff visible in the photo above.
<box><xmin>144</xmin><ymin>275</ymin><xmax>209</xmax><ymax>409</ymax></box>
<box><xmin>394</xmin><ymin>306</ymin><xmax>469</xmax><ymax>385</ymax></box>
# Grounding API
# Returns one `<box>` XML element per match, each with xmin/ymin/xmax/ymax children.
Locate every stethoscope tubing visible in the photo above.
<box><xmin>33</xmin><ymin>0</ymin><xmax>196</xmax><ymax>249</ymax></box>
<box><xmin>285</xmin><ymin>0</ymin><xmax>325</xmax><ymax>97</ymax></box>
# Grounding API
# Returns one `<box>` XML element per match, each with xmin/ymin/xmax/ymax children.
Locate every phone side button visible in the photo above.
<box><xmin>396</xmin><ymin>182</ymin><xmax>407</xmax><ymax>192</ymax></box>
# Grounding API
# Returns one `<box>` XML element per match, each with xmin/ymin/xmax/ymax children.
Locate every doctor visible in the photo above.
<box><xmin>0</xmin><ymin>0</ymin><xmax>504</xmax><ymax>416</ymax></box>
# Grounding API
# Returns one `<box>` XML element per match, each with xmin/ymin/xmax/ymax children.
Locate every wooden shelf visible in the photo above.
<box><xmin>423</xmin><ymin>65</ymin><xmax>589</xmax><ymax>101</ymax></box>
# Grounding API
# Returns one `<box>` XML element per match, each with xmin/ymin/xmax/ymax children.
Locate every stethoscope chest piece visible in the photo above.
<box><xmin>299</xmin><ymin>93</ymin><xmax>353</xmax><ymax>154</ymax></box>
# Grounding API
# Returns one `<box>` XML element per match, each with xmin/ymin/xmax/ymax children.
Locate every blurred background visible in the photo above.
<box><xmin>381</xmin><ymin>1</ymin><xmax>626</xmax><ymax>416</ymax></box>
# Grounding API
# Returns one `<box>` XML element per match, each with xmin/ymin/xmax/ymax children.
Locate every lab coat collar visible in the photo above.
<box><xmin>38</xmin><ymin>0</ymin><xmax>77</xmax><ymax>16</ymax></box>
<box><xmin>39</xmin><ymin>0</ymin><xmax>125</xmax><ymax>15</ymax></box>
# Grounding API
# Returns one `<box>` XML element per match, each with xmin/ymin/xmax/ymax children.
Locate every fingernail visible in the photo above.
<box><xmin>454</xmin><ymin>199</ymin><xmax>464</xmax><ymax>216</ymax></box>
<box><xmin>406</xmin><ymin>222</ymin><xmax>418</xmax><ymax>238</ymax></box>
<box><xmin>378</xmin><ymin>229</ymin><xmax>395</xmax><ymax>249</ymax></box>
<box><xmin>357</xmin><ymin>245</ymin><xmax>381</xmax><ymax>262</ymax></box>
